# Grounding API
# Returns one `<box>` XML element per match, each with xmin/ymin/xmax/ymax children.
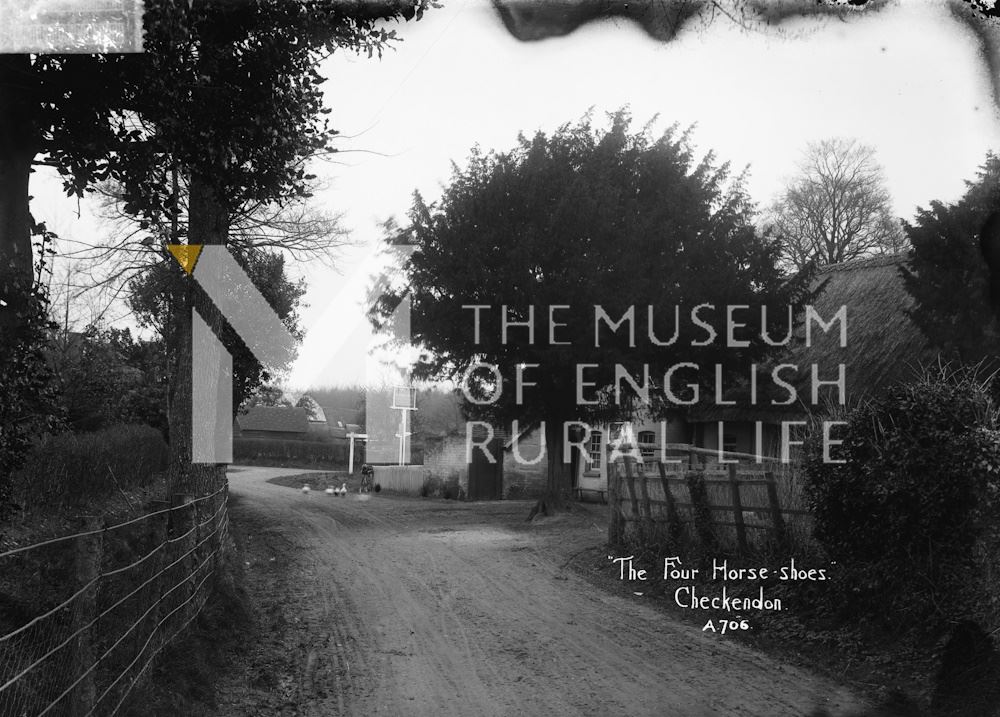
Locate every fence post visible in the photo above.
<box><xmin>655</xmin><ymin>461</ymin><xmax>683</xmax><ymax>540</ymax></box>
<box><xmin>193</xmin><ymin>496</ymin><xmax>205</xmax><ymax>600</ymax></box>
<box><xmin>213</xmin><ymin>487</ymin><xmax>225</xmax><ymax>577</ymax></box>
<box><xmin>71</xmin><ymin>515</ymin><xmax>103</xmax><ymax>717</ymax></box>
<box><xmin>684</xmin><ymin>471</ymin><xmax>716</xmax><ymax>550</ymax></box>
<box><xmin>765</xmin><ymin>472</ymin><xmax>787</xmax><ymax>548</ymax></box>
<box><xmin>622</xmin><ymin>458</ymin><xmax>641</xmax><ymax>534</ymax></box>
<box><xmin>147</xmin><ymin>500</ymin><xmax>170</xmax><ymax>657</ymax></box>
<box><xmin>728</xmin><ymin>464</ymin><xmax>748</xmax><ymax>554</ymax></box>
<box><xmin>635</xmin><ymin>464</ymin><xmax>655</xmax><ymax>536</ymax></box>
<box><xmin>171</xmin><ymin>493</ymin><xmax>196</xmax><ymax>620</ymax></box>
<box><xmin>608</xmin><ymin>460</ymin><xmax>622</xmax><ymax>546</ymax></box>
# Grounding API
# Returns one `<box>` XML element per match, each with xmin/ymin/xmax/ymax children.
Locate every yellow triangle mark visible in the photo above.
<box><xmin>167</xmin><ymin>244</ymin><xmax>203</xmax><ymax>275</ymax></box>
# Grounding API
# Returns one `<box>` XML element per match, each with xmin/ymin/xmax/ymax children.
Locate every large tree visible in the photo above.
<box><xmin>0</xmin><ymin>2</ymin><xmax>431</xmax><ymax>494</ymax></box>
<box><xmin>127</xmin><ymin>245</ymin><xmax>306</xmax><ymax>419</ymax></box>
<box><xmin>768</xmin><ymin>137</ymin><xmax>906</xmax><ymax>271</ymax></box>
<box><xmin>901</xmin><ymin>153</ymin><xmax>1000</xmax><ymax>369</ymax></box>
<box><xmin>126</xmin><ymin>1</ymin><xmax>431</xmax><ymax>494</ymax></box>
<box><xmin>0</xmin><ymin>1</ymin><xmax>430</xmax><ymax>285</ymax></box>
<box><xmin>376</xmin><ymin>111</ymin><xmax>812</xmax><ymax>511</ymax></box>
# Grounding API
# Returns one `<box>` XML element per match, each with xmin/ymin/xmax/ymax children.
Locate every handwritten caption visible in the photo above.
<box><xmin>609</xmin><ymin>555</ymin><xmax>832</xmax><ymax>634</ymax></box>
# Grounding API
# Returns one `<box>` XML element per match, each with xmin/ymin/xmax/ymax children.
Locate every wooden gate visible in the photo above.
<box><xmin>467</xmin><ymin>435</ymin><xmax>503</xmax><ymax>500</ymax></box>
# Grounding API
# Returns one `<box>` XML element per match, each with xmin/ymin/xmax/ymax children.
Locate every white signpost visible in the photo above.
<box><xmin>391</xmin><ymin>386</ymin><xmax>417</xmax><ymax>467</ymax></box>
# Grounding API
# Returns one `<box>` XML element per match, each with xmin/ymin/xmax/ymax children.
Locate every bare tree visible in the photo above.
<box><xmin>767</xmin><ymin>138</ymin><xmax>906</xmax><ymax>271</ymax></box>
<box><xmin>53</xmin><ymin>176</ymin><xmax>353</xmax><ymax>326</ymax></box>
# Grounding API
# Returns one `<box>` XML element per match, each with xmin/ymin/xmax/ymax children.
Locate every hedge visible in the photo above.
<box><xmin>12</xmin><ymin>424</ymin><xmax>169</xmax><ymax>511</ymax></box>
<box><xmin>802</xmin><ymin>364</ymin><xmax>1000</xmax><ymax>630</ymax></box>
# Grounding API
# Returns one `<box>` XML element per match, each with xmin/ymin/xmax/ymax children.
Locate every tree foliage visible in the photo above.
<box><xmin>244</xmin><ymin>384</ymin><xmax>295</xmax><ymax>410</ymax></box>
<box><xmin>48</xmin><ymin>326</ymin><xmax>169</xmax><ymax>435</ymax></box>
<box><xmin>1</xmin><ymin>2</ymin><xmax>431</xmax><ymax>496</ymax></box>
<box><xmin>902</xmin><ymin>152</ymin><xmax>1000</xmax><ymax>369</ymax></box>
<box><xmin>376</xmin><ymin>110</ymin><xmax>812</xmax><ymax>503</ymax></box>
<box><xmin>803</xmin><ymin>364</ymin><xmax>1000</xmax><ymax>629</ymax></box>
<box><xmin>768</xmin><ymin>138</ymin><xmax>906</xmax><ymax>271</ymax></box>
<box><xmin>0</xmin><ymin>1</ymin><xmax>430</xmax><ymax>256</ymax></box>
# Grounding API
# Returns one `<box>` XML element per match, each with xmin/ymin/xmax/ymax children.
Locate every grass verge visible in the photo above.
<box><xmin>119</xmin><ymin>526</ymin><xmax>252</xmax><ymax>716</ymax></box>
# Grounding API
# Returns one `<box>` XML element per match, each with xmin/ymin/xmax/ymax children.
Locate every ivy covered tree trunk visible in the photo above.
<box><xmin>166</xmin><ymin>171</ymin><xmax>229</xmax><ymax>496</ymax></box>
<box><xmin>0</xmin><ymin>54</ymin><xmax>38</xmax><ymax>329</ymax></box>
<box><xmin>0</xmin><ymin>54</ymin><xmax>49</xmax><ymax>509</ymax></box>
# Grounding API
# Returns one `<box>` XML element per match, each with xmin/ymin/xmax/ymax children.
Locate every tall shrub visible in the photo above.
<box><xmin>803</xmin><ymin>364</ymin><xmax>1000</xmax><ymax>628</ymax></box>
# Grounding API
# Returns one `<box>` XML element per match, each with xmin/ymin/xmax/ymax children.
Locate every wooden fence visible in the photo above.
<box><xmin>608</xmin><ymin>449</ymin><xmax>812</xmax><ymax>552</ymax></box>
<box><xmin>372</xmin><ymin>466</ymin><xmax>425</xmax><ymax>496</ymax></box>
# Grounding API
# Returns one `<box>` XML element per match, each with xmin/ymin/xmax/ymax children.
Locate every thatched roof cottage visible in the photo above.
<box><xmin>685</xmin><ymin>253</ymin><xmax>935</xmax><ymax>456</ymax></box>
<box><xmin>572</xmin><ymin>253</ymin><xmax>937</xmax><ymax>490</ymax></box>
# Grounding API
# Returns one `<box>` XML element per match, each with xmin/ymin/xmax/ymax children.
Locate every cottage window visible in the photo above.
<box><xmin>637</xmin><ymin>430</ymin><xmax>656</xmax><ymax>458</ymax></box>
<box><xmin>722</xmin><ymin>424</ymin><xmax>739</xmax><ymax>454</ymax></box>
<box><xmin>586</xmin><ymin>430</ymin><xmax>603</xmax><ymax>472</ymax></box>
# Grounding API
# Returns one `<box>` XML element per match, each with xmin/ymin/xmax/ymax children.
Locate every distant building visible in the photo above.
<box><xmin>421</xmin><ymin>418</ymin><xmax>547</xmax><ymax>500</ymax></box>
<box><xmin>295</xmin><ymin>394</ymin><xmax>327</xmax><ymax>424</ymax></box>
<box><xmin>318</xmin><ymin>404</ymin><xmax>364</xmax><ymax>440</ymax></box>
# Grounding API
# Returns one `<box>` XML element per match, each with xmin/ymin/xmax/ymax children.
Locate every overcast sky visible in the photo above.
<box><xmin>37</xmin><ymin>0</ymin><xmax>1000</xmax><ymax>391</ymax></box>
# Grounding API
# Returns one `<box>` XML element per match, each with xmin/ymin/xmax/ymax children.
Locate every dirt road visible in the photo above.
<box><xmin>214</xmin><ymin>466</ymin><xmax>870</xmax><ymax>717</ymax></box>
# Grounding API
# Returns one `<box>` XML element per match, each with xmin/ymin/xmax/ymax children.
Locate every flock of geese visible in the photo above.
<box><xmin>300</xmin><ymin>482</ymin><xmax>349</xmax><ymax>496</ymax></box>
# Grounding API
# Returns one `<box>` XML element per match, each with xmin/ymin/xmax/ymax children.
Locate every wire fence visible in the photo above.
<box><xmin>0</xmin><ymin>485</ymin><xmax>230</xmax><ymax>717</ymax></box>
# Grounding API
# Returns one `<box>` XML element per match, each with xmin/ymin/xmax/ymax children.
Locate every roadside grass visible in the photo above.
<box><xmin>1</xmin><ymin>425</ymin><xmax>172</xmax><ymax>559</ymax></box>
<box><xmin>8</xmin><ymin>425</ymin><xmax>168</xmax><ymax>516</ymax></box>
<box><xmin>266</xmin><ymin>471</ymin><xmax>353</xmax><ymax>492</ymax></box>
<box><xmin>232</xmin><ymin>456</ymin><xmax>348</xmax><ymax>471</ymax></box>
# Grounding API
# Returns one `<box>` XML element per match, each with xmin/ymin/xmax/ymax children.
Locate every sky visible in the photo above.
<box><xmin>35</xmin><ymin>0</ymin><xmax>1000</xmax><ymax>390</ymax></box>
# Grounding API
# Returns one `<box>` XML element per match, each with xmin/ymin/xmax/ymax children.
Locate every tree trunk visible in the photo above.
<box><xmin>0</xmin><ymin>54</ymin><xmax>38</xmax><ymax>329</ymax></box>
<box><xmin>166</xmin><ymin>171</ymin><xmax>229</xmax><ymax>496</ymax></box>
<box><xmin>528</xmin><ymin>418</ymin><xmax>574</xmax><ymax>519</ymax></box>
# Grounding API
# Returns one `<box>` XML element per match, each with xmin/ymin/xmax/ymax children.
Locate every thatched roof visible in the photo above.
<box><xmin>689</xmin><ymin>253</ymin><xmax>935</xmax><ymax>422</ymax></box>
<box><xmin>296</xmin><ymin>394</ymin><xmax>327</xmax><ymax>423</ymax></box>
<box><xmin>791</xmin><ymin>253</ymin><xmax>933</xmax><ymax>403</ymax></box>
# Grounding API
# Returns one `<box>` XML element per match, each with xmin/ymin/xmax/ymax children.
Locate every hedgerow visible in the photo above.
<box><xmin>803</xmin><ymin>364</ymin><xmax>1000</xmax><ymax>630</ymax></box>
